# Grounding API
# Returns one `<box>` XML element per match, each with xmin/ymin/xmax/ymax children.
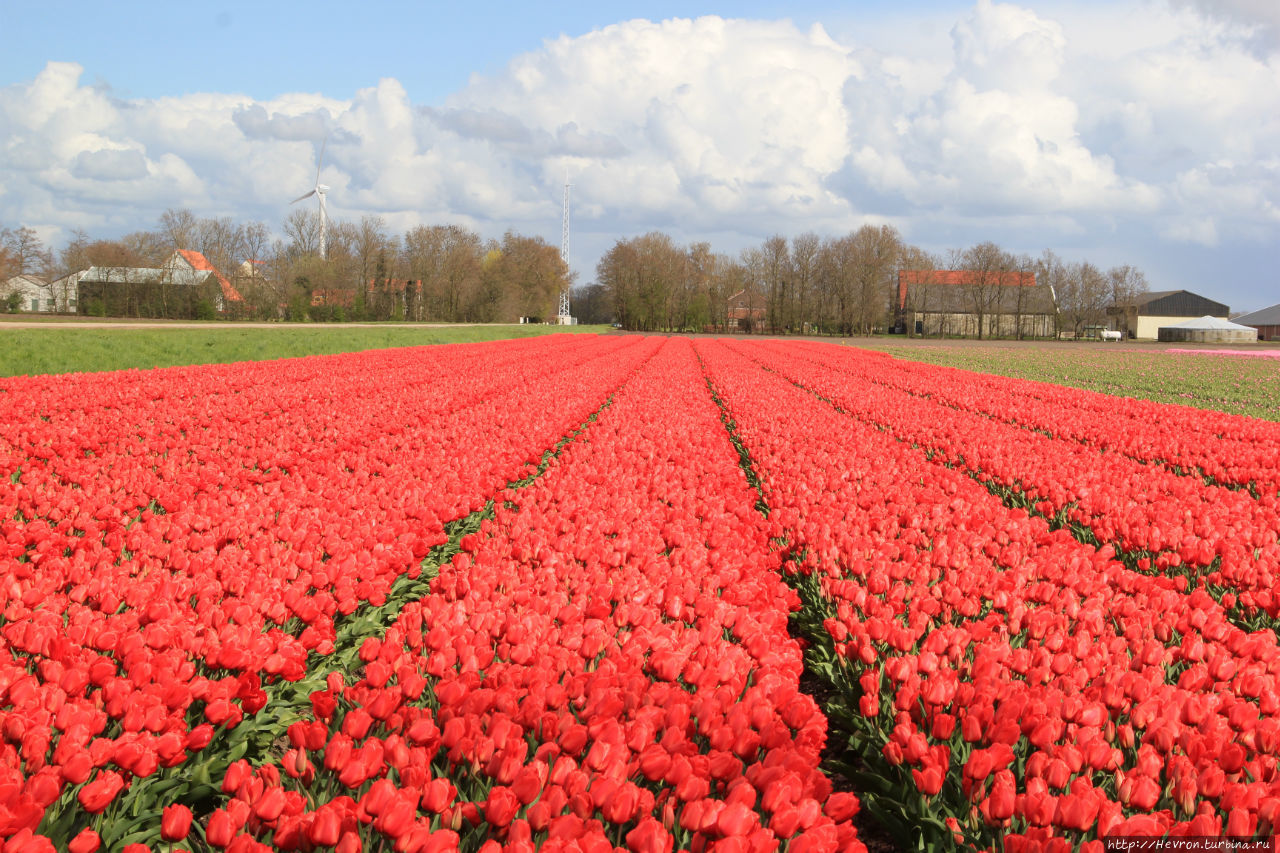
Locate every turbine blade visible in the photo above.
<box><xmin>290</xmin><ymin>189</ymin><xmax>316</xmax><ymax>204</ymax></box>
<box><xmin>315</xmin><ymin>136</ymin><xmax>328</xmax><ymax>183</ymax></box>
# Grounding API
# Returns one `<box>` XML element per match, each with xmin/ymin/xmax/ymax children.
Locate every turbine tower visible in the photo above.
<box><xmin>291</xmin><ymin>138</ymin><xmax>331</xmax><ymax>259</ymax></box>
<box><xmin>557</xmin><ymin>179</ymin><xmax>572</xmax><ymax>324</ymax></box>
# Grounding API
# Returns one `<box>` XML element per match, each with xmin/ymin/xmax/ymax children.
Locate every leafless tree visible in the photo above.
<box><xmin>159</xmin><ymin>209</ymin><xmax>198</xmax><ymax>250</ymax></box>
<box><xmin>849</xmin><ymin>225</ymin><xmax>902</xmax><ymax>334</ymax></box>
<box><xmin>961</xmin><ymin>241</ymin><xmax>1014</xmax><ymax>339</ymax></box>
<box><xmin>1107</xmin><ymin>264</ymin><xmax>1149</xmax><ymax>306</ymax></box>
<box><xmin>403</xmin><ymin>224</ymin><xmax>484</xmax><ymax>322</ymax></box>
<box><xmin>283</xmin><ymin>208</ymin><xmax>321</xmax><ymax>260</ymax></box>
<box><xmin>790</xmin><ymin>233</ymin><xmax>820</xmax><ymax>333</ymax></box>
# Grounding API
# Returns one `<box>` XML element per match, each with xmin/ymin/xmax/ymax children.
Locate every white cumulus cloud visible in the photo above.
<box><xmin>0</xmin><ymin>4</ymin><xmax>1275</xmax><ymax>309</ymax></box>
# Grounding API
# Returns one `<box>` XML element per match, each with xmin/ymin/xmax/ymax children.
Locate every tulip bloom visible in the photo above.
<box><xmin>67</xmin><ymin>829</ymin><xmax>100</xmax><ymax>853</ymax></box>
<box><xmin>161</xmin><ymin>803</ymin><xmax>193</xmax><ymax>841</ymax></box>
<box><xmin>77</xmin><ymin>770</ymin><xmax>125</xmax><ymax>813</ymax></box>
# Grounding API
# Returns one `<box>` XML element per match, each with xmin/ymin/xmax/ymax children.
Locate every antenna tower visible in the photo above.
<box><xmin>557</xmin><ymin>180</ymin><xmax>572</xmax><ymax>324</ymax></box>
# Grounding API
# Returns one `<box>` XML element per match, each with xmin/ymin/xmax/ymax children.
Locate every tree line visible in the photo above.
<box><xmin>3</xmin><ymin>214</ymin><xmax>1148</xmax><ymax>335</ymax></box>
<box><xmin>1</xmin><ymin>210</ymin><xmax>571</xmax><ymax>323</ymax></box>
<box><xmin>586</xmin><ymin>227</ymin><xmax>1149</xmax><ymax>337</ymax></box>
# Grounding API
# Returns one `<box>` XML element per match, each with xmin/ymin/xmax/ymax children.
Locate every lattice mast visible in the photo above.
<box><xmin>557</xmin><ymin>180</ymin><xmax>572</xmax><ymax>324</ymax></box>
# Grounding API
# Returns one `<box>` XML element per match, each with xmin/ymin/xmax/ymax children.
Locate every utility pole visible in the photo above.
<box><xmin>557</xmin><ymin>180</ymin><xmax>572</xmax><ymax>324</ymax></box>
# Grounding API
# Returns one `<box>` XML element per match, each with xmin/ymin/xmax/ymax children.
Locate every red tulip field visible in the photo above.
<box><xmin>2</xmin><ymin>334</ymin><xmax>1279</xmax><ymax>851</ymax></box>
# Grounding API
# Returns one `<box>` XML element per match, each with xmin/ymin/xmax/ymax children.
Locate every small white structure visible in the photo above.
<box><xmin>1157</xmin><ymin>315</ymin><xmax>1258</xmax><ymax>343</ymax></box>
<box><xmin>0</xmin><ymin>273</ymin><xmax>82</xmax><ymax>313</ymax></box>
<box><xmin>1100</xmin><ymin>330</ymin><xmax>1122</xmax><ymax>341</ymax></box>
<box><xmin>2</xmin><ymin>274</ymin><xmax>49</xmax><ymax>312</ymax></box>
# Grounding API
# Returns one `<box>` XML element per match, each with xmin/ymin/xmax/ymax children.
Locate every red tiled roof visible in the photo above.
<box><xmin>897</xmin><ymin>269</ymin><xmax>1036</xmax><ymax>310</ymax></box>
<box><xmin>177</xmin><ymin>250</ymin><xmax>242</xmax><ymax>303</ymax></box>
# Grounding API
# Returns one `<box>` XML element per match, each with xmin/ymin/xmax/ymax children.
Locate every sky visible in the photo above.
<box><xmin>2</xmin><ymin>0</ymin><xmax>1278</xmax><ymax>311</ymax></box>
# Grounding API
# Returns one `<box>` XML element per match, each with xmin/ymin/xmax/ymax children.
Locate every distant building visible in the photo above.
<box><xmin>727</xmin><ymin>303</ymin><xmax>766</xmax><ymax>332</ymax></box>
<box><xmin>236</xmin><ymin>259</ymin><xmax>267</xmax><ymax>279</ymax></box>
<box><xmin>48</xmin><ymin>272</ymin><xmax>85</xmax><ymax>312</ymax></box>
<box><xmin>76</xmin><ymin>250</ymin><xmax>242</xmax><ymax>318</ymax></box>
<box><xmin>171</xmin><ymin>250</ymin><xmax>242</xmax><ymax>308</ymax></box>
<box><xmin>1</xmin><ymin>273</ymin><xmax>82</xmax><ymax>313</ymax></box>
<box><xmin>2</xmin><ymin>274</ymin><xmax>51</xmax><ymax>312</ymax></box>
<box><xmin>896</xmin><ymin>270</ymin><xmax>1056</xmax><ymax>338</ymax></box>
<box><xmin>1107</xmin><ymin>290</ymin><xmax>1228</xmax><ymax>340</ymax></box>
<box><xmin>1157</xmin><ymin>315</ymin><xmax>1257</xmax><ymax>343</ymax></box>
<box><xmin>1233</xmin><ymin>303</ymin><xmax>1280</xmax><ymax>342</ymax></box>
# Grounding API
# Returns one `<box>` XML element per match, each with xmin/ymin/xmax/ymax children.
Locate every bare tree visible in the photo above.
<box><xmin>816</xmin><ymin>234</ymin><xmax>856</xmax><ymax>335</ymax></box>
<box><xmin>680</xmin><ymin>241</ymin><xmax>714</xmax><ymax>331</ymax></box>
<box><xmin>160</xmin><ymin>209</ymin><xmax>199</xmax><ymax>251</ymax></box>
<box><xmin>403</xmin><ymin>224</ymin><xmax>484</xmax><ymax>322</ymax></box>
<box><xmin>351</xmin><ymin>216</ymin><xmax>395</xmax><ymax>314</ymax></box>
<box><xmin>961</xmin><ymin>241</ymin><xmax>1013</xmax><ymax>339</ymax></box>
<box><xmin>849</xmin><ymin>225</ymin><xmax>902</xmax><ymax>334</ymax></box>
<box><xmin>3</xmin><ymin>226</ymin><xmax>50</xmax><ymax>275</ymax></box>
<box><xmin>1077</xmin><ymin>261</ymin><xmax>1111</xmax><ymax>336</ymax></box>
<box><xmin>791</xmin><ymin>233</ymin><xmax>820</xmax><ymax>333</ymax></box>
<box><xmin>598</xmin><ymin>232</ymin><xmax>690</xmax><ymax>331</ymax></box>
<box><xmin>283</xmin><ymin>208</ymin><xmax>321</xmax><ymax>260</ymax></box>
<box><xmin>756</xmin><ymin>236</ymin><xmax>790</xmax><ymax>333</ymax></box>
<box><xmin>1107</xmin><ymin>264</ymin><xmax>1149</xmax><ymax>307</ymax></box>
<box><xmin>1007</xmin><ymin>252</ymin><xmax>1038</xmax><ymax>339</ymax></box>
<box><xmin>1</xmin><ymin>226</ymin><xmax>57</xmax><ymax>310</ymax></box>
<box><xmin>1035</xmin><ymin>250</ymin><xmax>1069</xmax><ymax>337</ymax></box>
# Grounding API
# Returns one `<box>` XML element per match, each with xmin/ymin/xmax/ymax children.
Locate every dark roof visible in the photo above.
<box><xmin>1118</xmin><ymin>289</ymin><xmax>1228</xmax><ymax>317</ymax></box>
<box><xmin>1130</xmin><ymin>290</ymin><xmax>1181</xmax><ymax>306</ymax></box>
<box><xmin>1234</xmin><ymin>303</ymin><xmax>1280</xmax><ymax>326</ymax></box>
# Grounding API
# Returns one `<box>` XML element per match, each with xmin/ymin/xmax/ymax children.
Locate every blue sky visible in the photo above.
<box><xmin>4</xmin><ymin>2</ymin><xmax>899</xmax><ymax>101</ymax></box>
<box><xmin>2</xmin><ymin>1</ymin><xmax>1278</xmax><ymax>311</ymax></box>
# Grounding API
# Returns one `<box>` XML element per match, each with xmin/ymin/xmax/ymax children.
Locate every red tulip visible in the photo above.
<box><xmin>485</xmin><ymin>785</ymin><xmax>521</xmax><ymax>828</ymax></box>
<box><xmin>626</xmin><ymin>816</ymin><xmax>674</xmax><ymax>853</ymax></box>
<box><xmin>67</xmin><ymin>828</ymin><xmax>100</xmax><ymax>853</ymax></box>
<box><xmin>161</xmin><ymin>803</ymin><xmax>193</xmax><ymax>841</ymax></box>
<box><xmin>206</xmin><ymin>810</ymin><xmax>236</xmax><ymax>847</ymax></box>
<box><xmin>77</xmin><ymin>770</ymin><xmax>125</xmax><ymax>813</ymax></box>
<box><xmin>308</xmin><ymin>805</ymin><xmax>343</xmax><ymax>846</ymax></box>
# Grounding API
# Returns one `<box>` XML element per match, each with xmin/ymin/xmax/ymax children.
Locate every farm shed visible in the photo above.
<box><xmin>2</xmin><ymin>273</ymin><xmax>81</xmax><ymax>313</ymax></box>
<box><xmin>76</xmin><ymin>250</ymin><xmax>242</xmax><ymax>318</ymax></box>
<box><xmin>1157</xmin><ymin>315</ymin><xmax>1257</xmax><ymax>343</ymax></box>
<box><xmin>1233</xmin><ymin>303</ymin><xmax>1280</xmax><ymax>342</ymax></box>
<box><xmin>897</xmin><ymin>270</ymin><xmax>1056</xmax><ymax>338</ymax></box>
<box><xmin>2</xmin><ymin>274</ymin><xmax>50</xmax><ymax>312</ymax></box>
<box><xmin>1107</xmin><ymin>290</ymin><xmax>1229</xmax><ymax>340</ymax></box>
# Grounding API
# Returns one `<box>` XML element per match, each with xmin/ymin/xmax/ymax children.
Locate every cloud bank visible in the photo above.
<box><xmin>0</xmin><ymin>2</ymin><xmax>1276</xmax><ymax>307</ymax></box>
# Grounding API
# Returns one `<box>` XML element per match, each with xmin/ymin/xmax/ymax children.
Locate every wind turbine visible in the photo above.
<box><xmin>291</xmin><ymin>138</ymin><xmax>330</xmax><ymax>259</ymax></box>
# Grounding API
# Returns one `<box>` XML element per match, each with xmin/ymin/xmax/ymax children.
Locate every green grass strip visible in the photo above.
<box><xmin>0</xmin><ymin>324</ymin><xmax>612</xmax><ymax>378</ymax></box>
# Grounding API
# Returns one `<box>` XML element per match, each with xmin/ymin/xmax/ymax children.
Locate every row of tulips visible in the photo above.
<box><xmin>695</xmin><ymin>338</ymin><xmax>1280</xmax><ymax>849</ymax></box>
<box><xmin>738</xmin><ymin>340</ymin><xmax>1280</xmax><ymax>622</ymax></box>
<box><xmin>0</xmin><ymin>335</ymin><xmax>664</xmax><ymax>847</ymax></box>
<box><xmin>859</xmin><ymin>344</ymin><xmax>1280</xmax><ymax>496</ymax></box>
<box><xmin>189</xmin><ymin>337</ymin><xmax>861</xmax><ymax>852</ymax></box>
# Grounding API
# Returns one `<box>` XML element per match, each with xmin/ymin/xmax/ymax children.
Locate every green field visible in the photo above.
<box><xmin>0</xmin><ymin>323</ymin><xmax>611</xmax><ymax>377</ymax></box>
<box><xmin>873</xmin><ymin>343</ymin><xmax>1280</xmax><ymax>421</ymax></box>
